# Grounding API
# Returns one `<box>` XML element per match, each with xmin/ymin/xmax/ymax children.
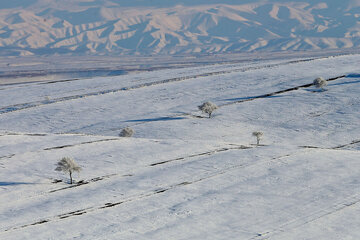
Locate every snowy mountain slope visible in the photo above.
<box><xmin>0</xmin><ymin>0</ymin><xmax>360</xmax><ymax>55</ymax></box>
<box><xmin>0</xmin><ymin>53</ymin><xmax>359</xmax><ymax>239</ymax></box>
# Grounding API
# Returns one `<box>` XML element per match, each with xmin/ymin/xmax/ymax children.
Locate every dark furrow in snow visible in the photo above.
<box><xmin>2</xmin><ymin>147</ymin><xmax>298</xmax><ymax>233</ymax></box>
<box><xmin>0</xmin><ymin>57</ymin><xmax>321</xmax><ymax>115</ymax></box>
<box><xmin>43</xmin><ymin>138</ymin><xmax>119</xmax><ymax>150</ymax></box>
<box><xmin>332</xmin><ymin>139</ymin><xmax>360</xmax><ymax>149</ymax></box>
<box><xmin>48</xmin><ymin>144</ymin><xmax>251</xmax><ymax>193</ymax></box>
<box><xmin>0</xmin><ymin>132</ymin><xmax>47</xmax><ymax>137</ymax></box>
<box><xmin>48</xmin><ymin>174</ymin><xmax>128</xmax><ymax>193</ymax></box>
<box><xmin>300</xmin><ymin>139</ymin><xmax>360</xmax><ymax>150</ymax></box>
<box><xmin>250</xmin><ymin>194</ymin><xmax>360</xmax><ymax>240</ymax></box>
<box><xmin>117</xmin><ymin>74</ymin><xmax>347</xmax><ymax>130</ymax></box>
<box><xmin>0</xmin><ymin>137</ymin><xmax>120</xmax><ymax>167</ymax></box>
<box><xmin>219</xmin><ymin>75</ymin><xmax>346</xmax><ymax>107</ymax></box>
<box><xmin>150</xmin><ymin>145</ymin><xmax>251</xmax><ymax>166</ymax></box>
<box><xmin>0</xmin><ymin>154</ymin><xmax>15</xmax><ymax>160</ymax></box>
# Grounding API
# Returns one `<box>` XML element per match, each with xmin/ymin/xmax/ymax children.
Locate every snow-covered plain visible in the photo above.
<box><xmin>0</xmin><ymin>53</ymin><xmax>360</xmax><ymax>239</ymax></box>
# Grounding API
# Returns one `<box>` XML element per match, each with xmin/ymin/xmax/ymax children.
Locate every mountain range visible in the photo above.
<box><xmin>0</xmin><ymin>0</ymin><xmax>360</xmax><ymax>56</ymax></box>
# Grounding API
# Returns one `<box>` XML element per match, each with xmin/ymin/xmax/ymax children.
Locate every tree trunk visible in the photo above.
<box><xmin>209</xmin><ymin>112</ymin><xmax>212</xmax><ymax>118</ymax></box>
<box><xmin>69</xmin><ymin>171</ymin><xmax>72</xmax><ymax>184</ymax></box>
<box><xmin>256</xmin><ymin>138</ymin><xmax>260</xmax><ymax>146</ymax></box>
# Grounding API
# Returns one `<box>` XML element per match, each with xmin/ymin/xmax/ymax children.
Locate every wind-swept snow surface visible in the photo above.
<box><xmin>0</xmin><ymin>54</ymin><xmax>360</xmax><ymax>239</ymax></box>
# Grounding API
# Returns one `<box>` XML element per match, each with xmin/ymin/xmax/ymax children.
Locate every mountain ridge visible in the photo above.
<box><xmin>0</xmin><ymin>0</ymin><xmax>359</xmax><ymax>56</ymax></box>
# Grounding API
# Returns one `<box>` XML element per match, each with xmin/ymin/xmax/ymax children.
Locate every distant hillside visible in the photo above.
<box><xmin>0</xmin><ymin>0</ymin><xmax>359</xmax><ymax>56</ymax></box>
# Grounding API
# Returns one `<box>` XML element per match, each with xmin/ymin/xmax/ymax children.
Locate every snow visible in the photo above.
<box><xmin>0</xmin><ymin>53</ymin><xmax>359</xmax><ymax>239</ymax></box>
<box><xmin>1</xmin><ymin>0</ymin><xmax>360</xmax><ymax>55</ymax></box>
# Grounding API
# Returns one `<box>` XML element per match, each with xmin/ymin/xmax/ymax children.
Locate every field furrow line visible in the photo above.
<box><xmin>250</xmin><ymin>194</ymin><xmax>360</xmax><ymax>240</ymax></box>
<box><xmin>0</xmin><ymin>57</ymin><xmax>322</xmax><ymax>115</ymax></box>
<box><xmin>106</xmin><ymin>74</ymin><xmax>347</xmax><ymax>131</ymax></box>
<box><xmin>1</xmin><ymin>147</ymin><xmax>302</xmax><ymax>233</ymax></box>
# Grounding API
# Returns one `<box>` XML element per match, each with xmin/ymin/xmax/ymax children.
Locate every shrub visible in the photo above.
<box><xmin>313</xmin><ymin>77</ymin><xmax>327</xmax><ymax>90</ymax></box>
<box><xmin>198</xmin><ymin>101</ymin><xmax>218</xmax><ymax>118</ymax></box>
<box><xmin>252</xmin><ymin>131</ymin><xmax>263</xmax><ymax>146</ymax></box>
<box><xmin>55</xmin><ymin>157</ymin><xmax>82</xmax><ymax>184</ymax></box>
<box><xmin>119</xmin><ymin>127</ymin><xmax>134</xmax><ymax>137</ymax></box>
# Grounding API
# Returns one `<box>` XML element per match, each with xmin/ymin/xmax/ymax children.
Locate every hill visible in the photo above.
<box><xmin>0</xmin><ymin>53</ymin><xmax>359</xmax><ymax>239</ymax></box>
<box><xmin>0</xmin><ymin>0</ymin><xmax>360</xmax><ymax>55</ymax></box>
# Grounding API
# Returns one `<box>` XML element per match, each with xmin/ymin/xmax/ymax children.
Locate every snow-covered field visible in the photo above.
<box><xmin>0</xmin><ymin>53</ymin><xmax>359</xmax><ymax>239</ymax></box>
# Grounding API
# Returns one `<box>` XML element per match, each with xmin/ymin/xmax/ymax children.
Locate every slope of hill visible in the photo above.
<box><xmin>0</xmin><ymin>53</ymin><xmax>359</xmax><ymax>239</ymax></box>
<box><xmin>0</xmin><ymin>0</ymin><xmax>360</xmax><ymax>56</ymax></box>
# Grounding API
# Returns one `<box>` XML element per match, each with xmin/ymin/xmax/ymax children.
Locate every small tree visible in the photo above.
<box><xmin>119</xmin><ymin>127</ymin><xmax>134</xmax><ymax>137</ymax></box>
<box><xmin>55</xmin><ymin>157</ymin><xmax>82</xmax><ymax>184</ymax></box>
<box><xmin>252</xmin><ymin>131</ymin><xmax>263</xmax><ymax>146</ymax></box>
<box><xmin>198</xmin><ymin>101</ymin><xmax>218</xmax><ymax>118</ymax></box>
<box><xmin>313</xmin><ymin>77</ymin><xmax>327</xmax><ymax>91</ymax></box>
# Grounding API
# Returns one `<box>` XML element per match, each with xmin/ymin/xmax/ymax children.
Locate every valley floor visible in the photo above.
<box><xmin>0</xmin><ymin>53</ymin><xmax>359</xmax><ymax>239</ymax></box>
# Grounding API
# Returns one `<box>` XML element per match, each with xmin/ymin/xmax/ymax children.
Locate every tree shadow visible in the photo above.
<box><xmin>125</xmin><ymin>116</ymin><xmax>186</xmax><ymax>123</ymax></box>
<box><xmin>304</xmin><ymin>88</ymin><xmax>328</xmax><ymax>93</ymax></box>
<box><xmin>328</xmin><ymin>79</ymin><xmax>360</xmax><ymax>86</ymax></box>
<box><xmin>0</xmin><ymin>182</ymin><xmax>35</xmax><ymax>186</ymax></box>
<box><xmin>346</xmin><ymin>73</ymin><xmax>360</xmax><ymax>78</ymax></box>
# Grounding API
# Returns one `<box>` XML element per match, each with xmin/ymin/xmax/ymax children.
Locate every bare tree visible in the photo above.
<box><xmin>198</xmin><ymin>101</ymin><xmax>218</xmax><ymax>118</ymax></box>
<box><xmin>119</xmin><ymin>127</ymin><xmax>134</xmax><ymax>137</ymax></box>
<box><xmin>55</xmin><ymin>157</ymin><xmax>82</xmax><ymax>184</ymax></box>
<box><xmin>252</xmin><ymin>131</ymin><xmax>263</xmax><ymax>146</ymax></box>
<box><xmin>313</xmin><ymin>77</ymin><xmax>327</xmax><ymax>91</ymax></box>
